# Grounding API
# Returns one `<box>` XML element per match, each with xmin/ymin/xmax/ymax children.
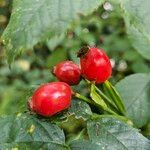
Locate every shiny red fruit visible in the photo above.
<box><xmin>78</xmin><ymin>46</ymin><xmax>112</xmax><ymax>84</ymax></box>
<box><xmin>52</xmin><ymin>61</ymin><xmax>81</xmax><ymax>85</ymax></box>
<box><xmin>28</xmin><ymin>82</ymin><xmax>72</xmax><ymax>117</ymax></box>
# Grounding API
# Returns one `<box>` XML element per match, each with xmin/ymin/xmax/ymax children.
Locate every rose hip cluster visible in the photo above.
<box><xmin>28</xmin><ymin>46</ymin><xmax>112</xmax><ymax>117</ymax></box>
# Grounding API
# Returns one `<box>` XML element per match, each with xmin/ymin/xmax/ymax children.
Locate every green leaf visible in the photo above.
<box><xmin>0</xmin><ymin>114</ymin><xmax>68</xmax><ymax>150</ymax></box>
<box><xmin>70</xmin><ymin>140</ymin><xmax>103</xmax><ymax>150</ymax></box>
<box><xmin>67</xmin><ymin>99</ymin><xmax>92</xmax><ymax>120</ymax></box>
<box><xmin>123</xmin><ymin>50</ymin><xmax>141</xmax><ymax>62</ymax></box>
<box><xmin>46</xmin><ymin>34</ymin><xmax>65</xmax><ymax>51</ymax></box>
<box><xmin>68</xmin><ymin>47</ymin><xmax>80</xmax><ymax>64</ymax></box>
<box><xmin>90</xmin><ymin>84</ymin><xmax>118</xmax><ymax>115</ymax></box>
<box><xmin>116</xmin><ymin>73</ymin><xmax>150</xmax><ymax>127</ymax></box>
<box><xmin>120</xmin><ymin>0</ymin><xmax>150</xmax><ymax>60</ymax></box>
<box><xmin>0</xmin><ymin>87</ymin><xmax>26</xmax><ymax>115</ymax></box>
<box><xmin>87</xmin><ymin>117</ymin><xmax>150</xmax><ymax>149</ymax></box>
<box><xmin>90</xmin><ymin>84</ymin><xmax>120</xmax><ymax>114</ymax></box>
<box><xmin>102</xmin><ymin>81</ymin><xmax>126</xmax><ymax>115</ymax></box>
<box><xmin>46</xmin><ymin>48</ymin><xmax>67</xmax><ymax>68</ymax></box>
<box><xmin>2</xmin><ymin>0</ymin><xmax>103</xmax><ymax>63</ymax></box>
<box><xmin>90</xmin><ymin>84</ymin><xmax>107</xmax><ymax>109</ymax></box>
<box><xmin>131</xmin><ymin>60</ymin><xmax>150</xmax><ymax>73</ymax></box>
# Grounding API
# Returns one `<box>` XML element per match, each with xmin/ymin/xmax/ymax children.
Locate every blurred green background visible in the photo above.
<box><xmin>0</xmin><ymin>0</ymin><xmax>150</xmax><ymax>116</ymax></box>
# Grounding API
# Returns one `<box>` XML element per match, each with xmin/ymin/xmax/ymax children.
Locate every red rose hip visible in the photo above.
<box><xmin>78</xmin><ymin>46</ymin><xmax>112</xmax><ymax>84</ymax></box>
<box><xmin>52</xmin><ymin>61</ymin><xmax>81</xmax><ymax>85</ymax></box>
<box><xmin>28</xmin><ymin>82</ymin><xmax>72</xmax><ymax>117</ymax></box>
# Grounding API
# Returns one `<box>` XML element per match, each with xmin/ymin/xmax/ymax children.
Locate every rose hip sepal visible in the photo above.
<box><xmin>28</xmin><ymin>82</ymin><xmax>72</xmax><ymax>117</ymax></box>
<box><xmin>52</xmin><ymin>61</ymin><xmax>81</xmax><ymax>85</ymax></box>
<box><xmin>77</xmin><ymin>46</ymin><xmax>112</xmax><ymax>84</ymax></box>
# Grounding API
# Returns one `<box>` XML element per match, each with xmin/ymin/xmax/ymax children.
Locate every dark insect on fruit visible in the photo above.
<box><xmin>78</xmin><ymin>46</ymin><xmax>112</xmax><ymax>84</ymax></box>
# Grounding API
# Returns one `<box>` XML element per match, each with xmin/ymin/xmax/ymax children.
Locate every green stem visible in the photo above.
<box><xmin>103</xmin><ymin>81</ymin><xmax>125</xmax><ymax>115</ymax></box>
<box><xmin>75</xmin><ymin>93</ymin><xmax>93</xmax><ymax>104</ymax></box>
<box><xmin>85</xmin><ymin>79</ymin><xmax>121</xmax><ymax>114</ymax></box>
<box><xmin>74</xmin><ymin>93</ymin><xmax>118</xmax><ymax>115</ymax></box>
<box><xmin>94</xmin><ymin>84</ymin><xmax>120</xmax><ymax>112</ymax></box>
<box><xmin>85</xmin><ymin>79</ymin><xmax>125</xmax><ymax>115</ymax></box>
<box><xmin>104</xmin><ymin>107</ymin><xmax>118</xmax><ymax>115</ymax></box>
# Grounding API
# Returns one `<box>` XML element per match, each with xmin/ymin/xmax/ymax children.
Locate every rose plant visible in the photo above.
<box><xmin>0</xmin><ymin>0</ymin><xmax>150</xmax><ymax>150</ymax></box>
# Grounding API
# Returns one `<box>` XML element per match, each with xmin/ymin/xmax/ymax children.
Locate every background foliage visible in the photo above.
<box><xmin>0</xmin><ymin>0</ymin><xmax>149</xmax><ymax>115</ymax></box>
<box><xmin>0</xmin><ymin>0</ymin><xmax>150</xmax><ymax>149</ymax></box>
